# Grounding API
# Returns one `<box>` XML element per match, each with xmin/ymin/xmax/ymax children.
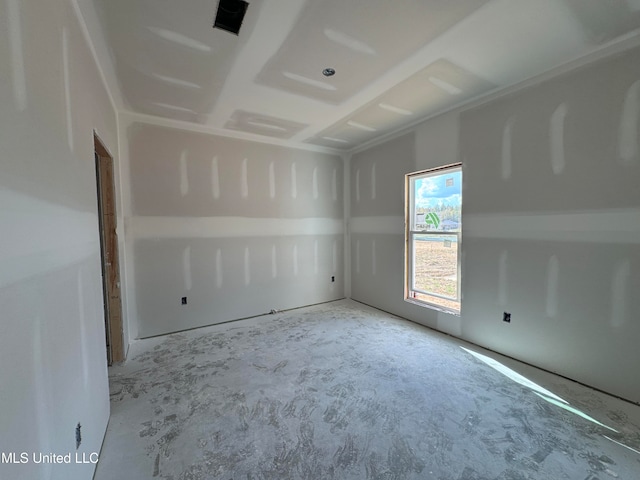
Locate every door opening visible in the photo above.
<box><xmin>94</xmin><ymin>134</ymin><xmax>124</xmax><ymax>365</ymax></box>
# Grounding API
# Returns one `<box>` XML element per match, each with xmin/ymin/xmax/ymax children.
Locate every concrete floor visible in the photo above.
<box><xmin>95</xmin><ymin>300</ymin><xmax>640</xmax><ymax>479</ymax></box>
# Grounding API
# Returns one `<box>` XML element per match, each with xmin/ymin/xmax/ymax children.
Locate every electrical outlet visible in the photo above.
<box><xmin>503</xmin><ymin>312</ymin><xmax>511</xmax><ymax>323</ymax></box>
<box><xmin>181</xmin><ymin>297</ymin><xmax>187</xmax><ymax>305</ymax></box>
<box><xmin>75</xmin><ymin>423</ymin><xmax>82</xmax><ymax>449</ymax></box>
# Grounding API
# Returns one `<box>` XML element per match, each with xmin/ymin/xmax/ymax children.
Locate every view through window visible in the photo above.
<box><xmin>405</xmin><ymin>164</ymin><xmax>462</xmax><ymax>314</ymax></box>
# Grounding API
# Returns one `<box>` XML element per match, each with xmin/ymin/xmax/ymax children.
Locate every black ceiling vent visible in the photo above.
<box><xmin>214</xmin><ymin>0</ymin><xmax>249</xmax><ymax>35</ymax></box>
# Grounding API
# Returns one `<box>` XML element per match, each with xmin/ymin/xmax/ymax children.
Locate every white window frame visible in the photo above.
<box><xmin>405</xmin><ymin>163</ymin><xmax>462</xmax><ymax>315</ymax></box>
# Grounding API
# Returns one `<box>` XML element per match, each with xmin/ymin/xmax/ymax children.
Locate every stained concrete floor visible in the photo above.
<box><xmin>94</xmin><ymin>300</ymin><xmax>640</xmax><ymax>479</ymax></box>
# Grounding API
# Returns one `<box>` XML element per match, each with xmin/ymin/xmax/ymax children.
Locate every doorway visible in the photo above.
<box><xmin>94</xmin><ymin>134</ymin><xmax>124</xmax><ymax>365</ymax></box>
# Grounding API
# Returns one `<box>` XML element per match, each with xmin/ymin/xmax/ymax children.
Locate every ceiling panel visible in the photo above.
<box><xmin>563</xmin><ymin>0</ymin><xmax>640</xmax><ymax>44</ymax></box>
<box><xmin>255</xmin><ymin>0</ymin><xmax>489</xmax><ymax>104</ymax></box>
<box><xmin>307</xmin><ymin>59</ymin><xmax>496</xmax><ymax>148</ymax></box>
<box><xmin>95</xmin><ymin>0</ymin><xmax>261</xmax><ymax>117</ymax></box>
<box><xmin>89</xmin><ymin>0</ymin><xmax>640</xmax><ymax>151</ymax></box>
<box><xmin>224</xmin><ymin>110</ymin><xmax>309</xmax><ymax>139</ymax></box>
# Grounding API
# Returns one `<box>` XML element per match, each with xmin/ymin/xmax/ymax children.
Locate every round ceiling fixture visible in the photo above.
<box><xmin>322</xmin><ymin>68</ymin><xmax>336</xmax><ymax>77</ymax></box>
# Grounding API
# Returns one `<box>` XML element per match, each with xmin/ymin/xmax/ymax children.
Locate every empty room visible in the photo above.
<box><xmin>1</xmin><ymin>0</ymin><xmax>640</xmax><ymax>479</ymax></box>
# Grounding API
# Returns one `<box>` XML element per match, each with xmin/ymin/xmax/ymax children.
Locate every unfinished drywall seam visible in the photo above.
<box><xmin>501</xmin><ymin>116</ymin><xmax>515</xmax><ymax>180</ymax></box>
<box><xmin>77</xmin><ymin>269</ymin><xmax>90</xmax><ymax>391</ymax></box>
<box><xmin>312</xmin><ymin>166</ymin><xmax>319</xmax><ymax>200</ymax></box>
<box><xmin>343</xmin><ymin>153</ymin><xmax>351</xmax><ymax>298</ymax></box>
<box><xmin>269</xmin><ymin>161</ymin><xmax>276</xmax><ymax>199</ymax></box>
<box><xmin>182</xmin><ymin>246</ymin><xmax>192</xmax><ymax>291</ymax></box>
<box><xmin>62</xmin><ymin>27</ymin><xmax>74</xmax><ymax>152</ymax></box>
<box><xmin>212</xmin><ymin>156</ymin><xmax>220</xmax><ymax>199</ymax></box>
<box><xmin>497</xmin><ymin>250</ymin><xmax>508</xmax><ymax>307</ymax></box>
<box><xmin>241</xmin><ymin>158</ymin><xmax>249</xmax><ymax>198</ymax></box>
<box><xmin>350</xmin><ymin>216</ymin><xmax>405</xmax><ymax>235</ymax></box>
<box><xmin>371</xmin><ymin>162</ymin><xmax>377</xmax><ymax>200</ymax></box>
<box><xmin>123</xmin><ymin>111</ymin><xmax>339</xmax><ymax>155</ymax></box>
<box><xmin>114</xmin><ymin>113</ymin><xmax>133</xmax><ymax>350</ymax></box>
<box><xmin>33</xmin><ymin>321</ymin><xmax>53</xmax><ymax>479</ymax></box>
<box><xmin>460</xmin><ymin>249</ymin><xmax>466</xmax><ymax>301</ymax></box>
<box><xmin>126</xmin><ymin>217</ymin><xmax>344</xmax><ymax>239</ymax></box>
<box><xmin>6</xmin><ymin>0</ymin><xmax>27</xmax><ymax>112</ymax></box>
<box><xmin>117</xmin><ymin>115</ymin><xmax>137</xmax><ymax>343</ymax></box>
<box><xmin>115</xmin><ymin>130</ymin><xmax>130</xmax><ymax>357</ymax></box>
<box><xmin>70</xmin><ymin>0</ymin><xmax>121</xmax><ymax>112</ymax></box>
<box><xmin>291</xmin><ymin>162</ymin><xmax>297</xmax><ymax>198</ymax></box>
<box><xmin>618</xmin><ymin>80</ymin><xmax>639</xmax><ymax>165</ymax></box>
<box><xmin>461</xmin><ymin>210</ymin><xmax>640</xmax><ymax>243</ymax></box>
<box><xmin>550</xmin><ymin>103</ymin><xmax>568</xmax><ymax>174</ymax></box>
<box><xmin>371</xmin><ymin>239</ymin><xmax>377</xmax><ymax>275</ymax></box>
<box><xmin>179</xmin><ymin>149</ymin><xmax>189</xmax><ymax>196</ymax></box>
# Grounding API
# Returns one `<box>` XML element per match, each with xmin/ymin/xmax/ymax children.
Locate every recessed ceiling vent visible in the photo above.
<box><xmin>214</xmin><ymin>0</ymin><xmax>249</xmax><ymax>35</ymax></box>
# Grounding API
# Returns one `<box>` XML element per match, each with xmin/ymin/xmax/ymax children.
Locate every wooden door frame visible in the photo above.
<box><xmin>94</xmin><ymin>133</ymin><xmax>125</xmax><ymax>364</ymax></box>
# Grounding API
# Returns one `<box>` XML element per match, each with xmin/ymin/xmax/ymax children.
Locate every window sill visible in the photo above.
<box><xmin>404</xmin><ymin>297</ymin><xmax>461</xmax><ymax>317</ymax></box>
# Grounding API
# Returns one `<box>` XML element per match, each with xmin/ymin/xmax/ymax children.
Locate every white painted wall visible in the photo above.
<box><xmin>0</xmin><ymin>1</ymin><xmax>118</xmax><ymax>479</ymax></box>
<box><xmin>120</xmin><ymin>120</ymin><xmax>345</xmax><ymax>338</ymax></box>
<box><xmin>350</xmin><ymin>46</ymin><xmax>640</xmax><ymax>404</ymax></box>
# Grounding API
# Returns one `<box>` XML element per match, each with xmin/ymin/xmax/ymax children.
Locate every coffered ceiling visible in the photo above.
<box><xmin>81</xmin><ymin>0</ymin><xmax>640</xmax><ymax>151</ymax></box>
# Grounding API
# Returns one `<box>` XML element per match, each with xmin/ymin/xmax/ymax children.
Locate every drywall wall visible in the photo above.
<box><xmin>122</xmin><ymin>122</ymin><xmax>344</xmax><ymax>338</ymax></box>
<box><xmin>0</xmin><ymin>0</ymin><xmax>118</xmax><ymax>479</ymax></box>
<box><xmin>350</xmin><ymin>126</ymin><xmax>465</xmax><ymax>338</ymax></box>
<box><xmin>350</xmin><ymin>46</ymin><xmax>640</xmax><ymax>403</ymax></box>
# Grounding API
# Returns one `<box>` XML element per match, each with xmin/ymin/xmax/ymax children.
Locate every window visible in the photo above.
<box><xmin>405</xmin><ymin>164</ymin><xmax>462</xmax><ymax>314</ymax></box>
